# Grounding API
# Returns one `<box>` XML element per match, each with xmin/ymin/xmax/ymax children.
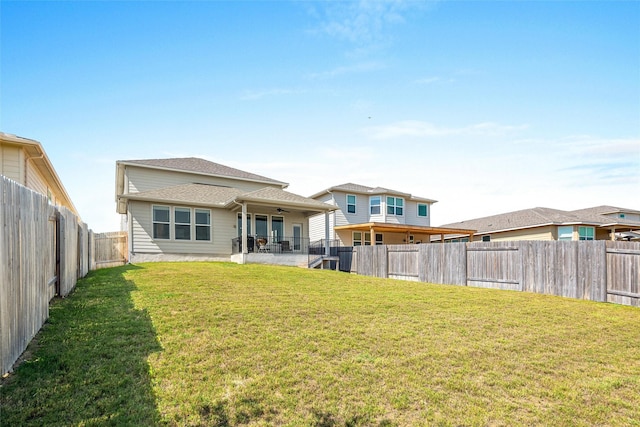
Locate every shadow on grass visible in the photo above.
<box><xmin>0</xmin><ymin>264</ymin><xmax>163</xmax><ymax>426</ymax></box>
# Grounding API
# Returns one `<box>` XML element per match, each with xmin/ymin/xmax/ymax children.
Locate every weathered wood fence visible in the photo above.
<box><xmin>350</xmin><ymin>241</ymin><xmax>640</xmax><ymax>307</ymax></box>
<box><xmin>1</xmin><ymin>177</ymin><xmax>128</xmax><ymax>375</ymax></box>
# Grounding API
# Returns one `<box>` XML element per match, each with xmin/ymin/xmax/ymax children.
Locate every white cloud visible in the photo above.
<box><xmin>364</xmin><ymin>120</ymin><xmax>529</xmax><ymax>139</ymax></box>
<box><xmin>239</xmin><ymin>88</ymin><xmax>305</xmax><ymax>101</ymax></box>
<box><xmin>307</xmin><ymin>61</ymin><xmax>385</xmax><ymax>79</ymax></box>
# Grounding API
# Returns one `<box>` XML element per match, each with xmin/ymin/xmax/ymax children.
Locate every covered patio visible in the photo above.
<box><xmin>333</xmin><ymin>222</ymin><xmax>477</xmax><ymax>245</ymax></box>
<box><xmin>231</xmin><ymin>187</ymin><xmax>337</xmax><ymax>266</ymax></box>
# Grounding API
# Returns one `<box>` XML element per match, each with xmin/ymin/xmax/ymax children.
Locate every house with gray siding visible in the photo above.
<box><xmin>309</xmin><ymin>183</ymin><xmax>475</xmax><ymax>246</ymax></box>
<box><xmin>116</xmin><ymin>158</ymin><xmax>335</xmax><ymax>266</ymax></box>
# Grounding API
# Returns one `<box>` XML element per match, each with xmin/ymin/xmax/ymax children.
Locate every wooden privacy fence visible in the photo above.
<box><xmin>350</xmin><ymin>241</ymin><xmax>640</xmax><ymax>307</ymax></box>
<box><xmin>1</xmin><ymin>176</ymin><xmax>128</xmax><ymax>375</ymax></box>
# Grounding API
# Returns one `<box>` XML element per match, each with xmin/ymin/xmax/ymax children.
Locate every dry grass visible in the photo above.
<box><xmin>2</xmin><ymin>262</ymin><xmax>639</xmax><ymax>426</ymax></box>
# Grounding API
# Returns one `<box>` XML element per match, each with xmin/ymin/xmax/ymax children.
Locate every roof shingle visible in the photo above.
<box><xmin>119</xmin><ymin>157</ymin><xmax>287</xmax><ymax>187</ymax></box>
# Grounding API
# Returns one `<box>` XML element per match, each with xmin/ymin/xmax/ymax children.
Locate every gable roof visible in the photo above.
<box><xmin>440</xmin><ymin>206</ymin><xmax>640</xmax><ymax>235</ymax></box>
<box><xmin>237</xmin><ymin>187</ymin><xmax>337</xmax><ymax>211</ymax></box>
<box><xmin>121</xmin><ymin>183</ymin><xmax>336</xmax><ymax>213</ymax></box>
<box><xmin>120</xmin><ymin>183</ymin><xmax>244</xmax><ymax>207</ymax></box>
<box><xmin>117</xmin><ymin>157</ymin><xmax>288</xmax><ymax>188</ymax></box>
<box><xmin>310</xmin><ymin>182</ymin><xmax>437</xmax><ymax>203</ymax></box>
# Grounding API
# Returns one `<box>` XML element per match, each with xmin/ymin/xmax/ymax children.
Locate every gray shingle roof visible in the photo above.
<box><xmin>122</xmin><ymin>183</ymin><xmax>335</xmax><ymax>212</ymax></box>
<box><xmin>119</xmin><ymin>157</ymin><xmax>287</xmax><ymax>187</ymax></box>
<box><xmin>440</xmin><ymin>206</ymin><xmax>640</xmax><ymax>234</ymax></box>
<box><xmin>239</xmin><ymin>187</ymin><xmax>336</xmax><ymax>210</ymax></box>
<box><xmin>122</xmin><ymin>183</ymin><xmax>244</xmax><ymax>206</ymax></box>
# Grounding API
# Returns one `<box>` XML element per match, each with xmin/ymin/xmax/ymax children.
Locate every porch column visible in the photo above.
<box><xmin>610</xmin><ymin>227</ymin><xmax>616</xmax><ymax>241</ymax></box>
<box><xmin>242</xmin><ymin>202</ymin><xmax>248</xmax><ymax>254</ymax></box>
<box><xmin>324</xmin><ymin>211</ymin><xmax>330</xmax><ymax>256</ymax></box>
<box><xmin>440</xmin><ymin>233</ymin><xmax>445</xmax><ymax>243</ymax></box>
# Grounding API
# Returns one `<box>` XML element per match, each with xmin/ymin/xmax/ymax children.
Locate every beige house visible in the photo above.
<box><xmin>115</xmin><ymin>158</ymin><xmax>336</xmax><ymax>266</ymax></box>
<box><xmin>438</xmin><ymin>206</ymin><xmax>640</xmax><ymax>242</ymax></box>
<box><xmin>309</xmin><ymin>183</ymin><xmax>475</xmax><ymax>246</ymax></box>
<box><xmin>0</xmin><ymin>132</ymin><xmax>79</xmax><ymax>215</ymax></box>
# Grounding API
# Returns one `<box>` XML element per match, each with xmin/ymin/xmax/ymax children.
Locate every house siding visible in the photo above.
<box><xmin>484</xmin><ymin>226</ymin><xmax>555</xmax><ymax>242</ymax></box>
<box><xmin>129</xmin><ymin>200</ymin><xmax>235</xmax><ymax>256</ymax></box>
<box><xmin>126</xmin><ymin>166</ymin><xmax>278</xmax><ymax>195</ymax></box>
<box><xmin>0</xmin><ymin>145</ymin><xmax>24</xmax><ymax>183</ymax></box>
<box><xmin>309</xmin><ymin>193</ymin><xmax>334</xmax><ymax>242</ymax></box>
<box><xmin>26</xmin><ymin>163</ymin><xmax>50</xmax><ymax>200</ymax></box>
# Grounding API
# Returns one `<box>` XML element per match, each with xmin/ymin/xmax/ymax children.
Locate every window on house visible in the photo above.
<box><xmin>353</xmin><ymin>231</ymin><xmax>362</xmax><ymax>246</ymax></box>
<box><xmin>347</xmin><ymin>194</ymin><xmax>356</xmax><ymax>214</ymax></box>
<box><xmin>195</xmin><ymin>209</ymin><xmax>211</xmax><ymax>241</ymax></box>
<box><xmin>237</xmin><ymin>213</ymin><xmax>251</xmax><ymax>237</ymax></box>
<box><xmin>364</xmin><ymin>232</ymin><xmax>371</xmax><ymax>245</ymax></box>
<box><xmin>482</xmin><ymin>235</ymin><xmax>491</xmax><ymax>242</ymax></box>
<box><xmin>579</xmin><ymin>226</ymin><xmax>595</xmax><ymax>240</ymax></box>
<box><xmin>370</xmin><ymin>196</ymin><xmax>381</xmax><ymax>215</ymax></box>
<box><xmin>387</xmin><ymin>197</ymin><xmax>404</xmax><ymax>216</ymax></box>
<box><xmin>558</xmin><ymin>226</ymin><xmax>573</xmax><ymax>241</ymax></box>
<box><xmin>152</xmin><ymin>206</ymin><xmax>170</xmax><ymax>239</ymax></box>
<box><xmin>375</xmin><ymin>233</ymin><xmax>383</xmax><ymax>245</ymax></box>
<box><xmin>271</xmin><ymin>216</ymin><xmax>284</xmax><ymax>242</ymax></box>
<box><xmin>174</xmin><ymin>208</ymin><xmax>191</xmax><ymax>240</ymax></box>
<box><xmin>408</xmin><ymin>235</ymin><xmax>414</xmax><ymax>244</ymax></box>
<box><xmin>418</xmin><ymin>203</ymin><xmax>428</xmax><ymax>217</ymax></box>
<box><xmin>255</xmin><ymin>215</ymin><xmax>268</xmax><ymax>239</ymax></box>
<box><xmin>620</xmin><ymin>213</ymin><xmax>625</xmax><ymax>218</ymax></box>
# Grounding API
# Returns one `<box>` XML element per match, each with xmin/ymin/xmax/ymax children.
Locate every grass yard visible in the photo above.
<box><xmin>1</xmin><ymin>262</ymin><xmax>639</xmax><ymax>426</ymax></box>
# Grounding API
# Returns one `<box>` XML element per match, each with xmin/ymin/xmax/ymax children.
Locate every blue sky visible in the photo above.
<box><xmin>2</xmin><ymin>0</ymin><xmax>639</xmax><ymax>232</ymax></box>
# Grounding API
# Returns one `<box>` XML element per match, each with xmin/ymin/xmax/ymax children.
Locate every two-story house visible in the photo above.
<box><xmin>115</xmin><ymin>157</ymin><xmax>336</xmax><ymax>265</ymax></box>
<box><xmin>308</xmin><ymin>183</ymin><xmax>475</xmax><ymax>246</ymax></box>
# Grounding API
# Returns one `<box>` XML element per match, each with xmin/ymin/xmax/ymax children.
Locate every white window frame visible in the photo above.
<box><xmin>195</xmin><ymin>209</ymin><xmax>212</xmax><ymax>241</ymax></box>
<box><xmin>386</xmin><ymin>197</ymin><xmax>404</xmax><ymax>216</ymax></box>
<box><xmin>152</xmin><ymin>205</ymin><xmax>171</xmax><ymax>240</ymax></box>
<box><xmin>558</xmin><ymin>226</ymin><xmax>573</xmax><ymax>241</ymax></box>
<box><xmin>579</xmin><ymin>226</ymin><xmax>595</xmax><ymax>241</ymax></box>
<box><xmin>346</xmin><ymin>194</ymin><xmax>357</xmax><ymax>214</ymax></box>
<box><xmin>174</xmin><ymin>207</ymin><xmax>192</xmax><ymax>241</ymax></box>
<box><xmin>353</xmin><ymin>231</ymin><xmax>363</xmax><ymax>246</ymax></box>
<box><xmin>417</xmin><ymin>203</ymin><xmax>429</xmax><ymax>217</ymax></box>
<box><xmin>370</xmin><ymin>196</ymin><xmax>381</xmax><ymax>215</ymax></box>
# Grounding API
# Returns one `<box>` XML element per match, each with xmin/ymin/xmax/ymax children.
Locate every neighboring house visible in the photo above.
<box><xmin>115</xmin><ymin>158</ymin><xmax>336</xmax><ymax>265</ymax></box>
<box><xmin>437</xmin><ymin>206</ymin><xmax>640</xmax><ymax>242</ymax></box>
<box><xmin>308</xmin><ymin>183</ymin><xmax>476</xmax><ymax>246</ymax></box>
<box><xmin>0</xmin><ymin>132</ymin><xmax>79</xmax><ymax>215</ymax></box>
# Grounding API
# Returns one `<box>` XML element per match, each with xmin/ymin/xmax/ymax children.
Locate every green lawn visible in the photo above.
<box><xmin>2</xmin><ymin>262</ymin><xmax>639</xmax><ymax>426</ymax></box>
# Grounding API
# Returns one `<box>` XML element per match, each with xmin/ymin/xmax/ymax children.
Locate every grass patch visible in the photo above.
<box><xmin>2</xmin><ymin>262</ymin><xmax>639</xmax><ymax>426</ymax></box>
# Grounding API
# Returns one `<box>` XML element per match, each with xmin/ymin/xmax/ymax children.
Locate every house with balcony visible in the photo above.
<box><xmin>436</xmin><ymin>206</ymin><xmax>640</xmax><ymax>242</ymax></box>
<box><xmin>115</xmin><ymin>157</ymin><xmax>336</xmax><ymax>266</ymax></box>
<box><xmin>308</xmin><ymin>183</ymin><xmax>475</xmax><ymax>246</ymax></box>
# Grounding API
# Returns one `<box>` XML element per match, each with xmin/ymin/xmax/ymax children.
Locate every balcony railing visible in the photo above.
<box><xmin>231</xmin><ymin>235</ymin><xmax>311</xmax><ymax>254</ymax></box>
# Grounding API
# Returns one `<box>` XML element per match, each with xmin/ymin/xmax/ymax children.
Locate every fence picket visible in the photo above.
<box><xmin>1</xmin><ymin>177</ymin><xmax>128</xmax><ymax>375</ymax></box>
<box><xmin>350</xmin><ymin>240</ymin><xmax>638</xmax><ymax>307</ymax></box>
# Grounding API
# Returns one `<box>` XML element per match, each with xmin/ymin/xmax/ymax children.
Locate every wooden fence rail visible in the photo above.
<box><xmin>351</xmin><ymin>241</ymin><xmax>639</xmax><ymax>307</ymax></box>
<box><xmin>1</xmin><ymin>177</ymin><xmax>128</xmax><ymax>375</ymax></box>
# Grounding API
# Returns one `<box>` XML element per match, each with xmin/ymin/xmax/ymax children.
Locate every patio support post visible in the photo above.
<box><xmin>242</xmin><ymin>202</ymin><xmax>248</xmax><ymax>255</ymax></box>
<box><xmin>324</xmin><ymin>211</ymin><xmax>330</xmax><ymax>256</ymax></box>
<box><xmin>610</xmin><ymin>227</ymin><xmax>616</xmax><ymax>241</ymax></box>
